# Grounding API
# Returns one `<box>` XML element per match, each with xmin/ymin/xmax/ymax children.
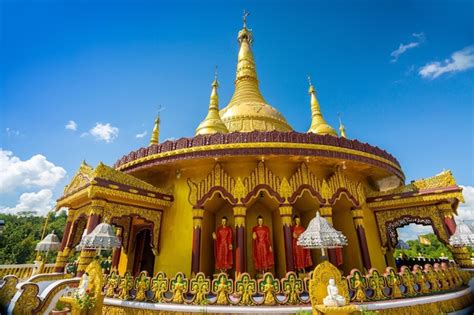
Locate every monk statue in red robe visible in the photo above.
<box><xmin>212</xmin><ymin>216</ymin><xmax>233</xmax><ymax>272</ymax></box>
<box><xmin>252</xmin><ymin>216</ymin><xmax>274</xmax><ymax>274</ymax></box>
<box><xmin>292</xmin><ymin>215</ymin><xmax>313</xmax><ymax>273</ymax></box>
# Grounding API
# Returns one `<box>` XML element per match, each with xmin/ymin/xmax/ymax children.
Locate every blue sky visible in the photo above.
<box><xmin>1</xmin><ymin>1</ymin><xmax>473</xmax><ymax>230</ymax></box>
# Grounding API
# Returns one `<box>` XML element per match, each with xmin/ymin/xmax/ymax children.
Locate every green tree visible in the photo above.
<box><xmin>394</xmin><ymin>233</ymin><xmax>453</xmax><ymax>260</ymax></box>
<box><xmin>0</xmin><ymin>211</ymin><xmax>67</xmax><ymax>264</ymax></box>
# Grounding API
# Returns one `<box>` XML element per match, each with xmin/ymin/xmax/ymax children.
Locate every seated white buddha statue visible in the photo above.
<box><xmin>76</xmin><ymin>272</ymin><xmax>89</xmax><ymax>297</ymax></box>
<box><xmin>323</xmin><ymin>278</ymin><xmax>346</xmax><ymax>307</ymax></box>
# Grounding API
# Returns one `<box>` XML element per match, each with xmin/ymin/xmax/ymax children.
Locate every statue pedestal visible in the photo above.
<box><xmin>313</xmin><ymin>304</ymin><xmax>359</xmax><ymax>315</ymax></box>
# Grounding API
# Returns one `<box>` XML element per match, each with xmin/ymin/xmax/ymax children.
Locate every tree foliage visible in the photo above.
<box><xmin>0</xmin><ymin>211</ymin><xmax>67</xmax><ymax>264</ymax></box>
<box><xmin>394</xmin><ymin>233</ymin><xmax>453</xmax><ymax>259</ymax></box>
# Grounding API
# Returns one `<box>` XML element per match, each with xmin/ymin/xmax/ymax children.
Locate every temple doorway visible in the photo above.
<box><xmin>132</xmin><ymin>228</ymin><xmax>155</xmax><ymax>276</ymax></box>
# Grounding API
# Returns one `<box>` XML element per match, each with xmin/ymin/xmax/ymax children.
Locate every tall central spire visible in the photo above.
<box><xmin>219</xmin><ymin>11</ymin><xmax>292</xmax><ymax>132</ymax></box>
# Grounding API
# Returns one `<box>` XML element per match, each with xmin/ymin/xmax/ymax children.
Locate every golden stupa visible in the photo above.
<box><xmin>51</xmin><ymin>14</ymin><xmax>467</xmax><ymax>284</ymax></box>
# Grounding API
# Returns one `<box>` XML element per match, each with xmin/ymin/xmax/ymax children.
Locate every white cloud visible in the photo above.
<box><xmin>0</xmin><ymin>189</ymin><xmax>54</xmax><ymax>216</ymax></box>
<box><xmin>397</xmin><ymin>223</ymin><xmax>434</xmax><ymax>241</ymax></box>
<box><xmin>457</xmin><ymin>185</ymin><xmax>474</xmax><ymax>223</ymax></box>
<box><xmin>65</xmin><ymin>120</ymin><xmax>77</xmax><ymax>131</ymax></box>
<box><xmin>136</xmin><ymin>131</ymin><xmax>147</xmax><ymax>138</ymax></box>
<box><xmin>390</xmin><ymin>32</ymin><xmax>425</xmax><ymax>62</ymax></box>
<box><xmin>87</xmin><ymin>123</ymin><xmax>119</xmax><ymax>143</ymax></box>
<box><xmin>0</xmin><ymin>149</ymin><xmax>66</xmax><ymax>194</ymax></box>
<box><xmin>419</xmin><ymin>46</ymin><xmax>474</xmax><ymax>79</ymax></box>
<box><xmin>5</xmin><ymin>128</ymin><xmax>20</xmax><ymax>137</ymax></box>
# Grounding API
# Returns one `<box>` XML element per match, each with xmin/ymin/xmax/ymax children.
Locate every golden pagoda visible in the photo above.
<box><xmin>2</xmin><ymin>12</ymin><xmax>471</xmax><ymax>315</ymax></box>
<box><xmin>39</xmin><ymin>13</ymin><xmax>470</xmax><ymax>315</ymax></box>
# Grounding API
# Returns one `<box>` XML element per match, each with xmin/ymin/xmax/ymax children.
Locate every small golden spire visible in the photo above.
<box><xmin>195</xmin><ymin>68</ymin><xmax>229</xmax><ymax>135</ymax></box>
<box><xmin>149</xmin><ymin>111</ymin><xmax>160</xmax><ymax>146</ymax></box>
<box><xmin>338</xmin><ymin>113</ymin><xmax>347</xmax><ymax>138</ymax></box>
<box><xmin>307</xmin><ymin>76</ymin><xmax>337</xmax><ymax>136</ymax></box>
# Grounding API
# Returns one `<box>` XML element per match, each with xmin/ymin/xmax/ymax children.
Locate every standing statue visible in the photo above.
<box><xmin>212</xmin><ymin>216</ymin><xmax>233</xmax><ymax>272</ymax></box>
<box><xmin>291</xmin><ymin>216</ymin><xmax>313</xmax><ymax>273</ymax></box>
<box><xmin>252</xmin><ymin>216</ymin><xmax>274</xmax><ymax>274</ymax></box>
<box><xmin>323</xmin><ymin>278</ymin><xmax>346</xmax><ymax>307</ymax></box>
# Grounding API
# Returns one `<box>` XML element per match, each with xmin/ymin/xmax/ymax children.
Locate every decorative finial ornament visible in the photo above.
<box><xmin>243</xmin><ymin>10</ymin><xmax>249</xmax><ymax>28</ymax></box>
<box><xmin>149</xmin><ymin>106</ymin><xmax>162</xmax><ymax>146</ymax></box>
<box><xmin>307</xmin><ymin>75</ymin><xmax>338</xmax><ymax>136</ymax></box>
<box><xmin>195</xmin><ymin>71</ymin><xmax>228</xmax><ymax>135</ymax></box>
<box><xmin>338</xmin><ymin>113</ymin><xmax>347</xmax><ymax>138</ymax></box>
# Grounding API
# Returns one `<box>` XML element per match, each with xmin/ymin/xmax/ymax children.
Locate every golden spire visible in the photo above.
<box><xmin>149</xmin><ymin>113</ymin><xmax>160</xmax><ymax>146</ymax></box>
<box><xmin>338</xmin><ymin>113</ymin><xmax>347</xmax><ymax>138</ymax></box>
<box><xmin>219</xmin><ymin>11</ymin><xmax>292</xmax><ymax>132</ymax></box>
<box><xmin>307</xmin><ymin>76</ymin><xmax>337</xmax><ymax>136</ymax></box>
<box><xmin>195</xmin><ymin>68</ymin><xmax>229</xmax><ymax>135</ymax></box>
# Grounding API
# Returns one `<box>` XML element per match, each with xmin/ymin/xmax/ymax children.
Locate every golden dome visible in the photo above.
<box><xmin>195</xmin><ymin>75</ymin><xmax>229</xmax><ymax>135</ymax></box>
<box><xmin>219</xmin><ymin>21</ymin><xmax>292</xmax><ymax>133</ymax></box>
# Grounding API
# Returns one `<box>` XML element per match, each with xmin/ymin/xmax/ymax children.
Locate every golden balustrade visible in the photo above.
<box><xmin>0</xmin><ymin>263</ymin><xmax>55</xmax><ymax>280</ymax></box>
<box><xmin>101</xmin><ymin>262</ymin><xmax>471</xmax><ymax>307</ymax></box>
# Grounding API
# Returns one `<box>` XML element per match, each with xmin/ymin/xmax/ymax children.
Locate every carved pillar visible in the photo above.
<box><xmin>233</xmin><ymin>205</ymin><xmax>247</xmax><ymax>275</ymax></box>
<box><xmin>279</xmin><ymin>205</ymin><xmax>295</xmax><ymax>272</ymax></box>
<box><xmin>77</xmin><ymin>201</ymin><xmax>104</xmax><ymax>276</ymax></box>
<box><xmin>352</xmin><ymin>209</ymin><xmax>371</xmax><ymax>271</ymax></box>
<box><xmin>191</xmin><ymin>208</ymin><xmax>204</xmax><ymax>275</ymax></box>
<box><xmin>54</xmin><ymin>216</ymin><xmax>73</xmax><ymax>272</ymax></box>
<box><xmin>111</xmin><ymin>228</ymin><xmax>123</xmax><ymax>271</ymax></box>
<box><xmin>319</xmin><ymin>206</ymin><xmax>341</xmax><ymax>266</ymax></box>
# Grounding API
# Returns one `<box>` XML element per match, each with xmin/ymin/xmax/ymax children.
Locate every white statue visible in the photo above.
<box><xmin>76</xmin><ymin>272</ymin><xmax>89</xmax><ymax>297</ymax></box>
<box><xmin>323</xmin><ymin>278</ymin><xmax>346</xmax><ymax>307</ymax></box>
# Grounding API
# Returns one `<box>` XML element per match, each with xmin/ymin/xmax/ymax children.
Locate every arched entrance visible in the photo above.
<box><xmin>132</xmin><ymin>228</ymin><xmax>155</xmax><ymax>276</ymax></box>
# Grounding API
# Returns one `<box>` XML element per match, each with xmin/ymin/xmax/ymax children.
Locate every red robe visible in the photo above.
<box><xmin>292</xmin><ymin>225</ymin><xmax>313</xmax><ymax>269</ymax></box>
<box><xmin>252</xmin><ymin>225</ymin><xmax>274</xmax><ymax>270</ymax></box>
<box><xmin>214</xmin><ymin>225</ymin><xmax>233</xmax><ymax>270</ymax></box>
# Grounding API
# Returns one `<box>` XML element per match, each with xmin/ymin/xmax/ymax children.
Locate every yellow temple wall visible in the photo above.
<box><xmin>333</xmin><ymin>200</ymin><xmax>364</xmax><ymax>274</ymax></box>
<box><xmin>362</xmin><ymin>204</ymin><xmax>386</xmax><ymax>271</ymax></box>
<box><xmin>153</xmin><ymin>177</ymin><xmax>193</xmax><ymax>276</ymax></box>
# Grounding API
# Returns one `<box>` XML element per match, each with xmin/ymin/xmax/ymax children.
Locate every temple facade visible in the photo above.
<box><xmin>53</xmin><ymin>18</ymin><xmax>468</xmax><ymax>281</ymax></box>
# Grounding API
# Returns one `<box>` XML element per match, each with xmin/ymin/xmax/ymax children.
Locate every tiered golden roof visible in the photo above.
<box><xmin>219</xmin><ymin>15</ymin><xmax>292</xmax><ymax>132</ymax></box>
<box><xmin>195</xmin><ymin>72</ymin><xmax>229</xmax><ymax>135</ymax></box>
<box><xmin>307</xmin><ymin>78</ymin><xmax>337</xmax><ymax>136</ymax></box>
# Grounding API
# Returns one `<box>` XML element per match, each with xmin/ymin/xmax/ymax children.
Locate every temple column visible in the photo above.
<box><xmin>233</xmin><ymin>205</ymin><xmax>247</xmax><ymax>275</ymax></box>
<box><xmin>279</xmin><ymin>205</ymin><xmax>295</xmax><ymax>272</ymax></box>
<box><xmin>320</xmin><ymin>206</ymin><xmax>341</xmax><ymax>266</ymax></box>
<box><xmin>352</xmin><ymin>209</ymin><xmax>371</xmax><ymax>271</ymax></box>
<box><xmin>54</xmin><ymin>215</ymin><xmax>73</xmax><ymax>272</ymax></box>
<box><xmin>191</xmin><ymin>208</ymin><xmax>204</xmax><ymax>275</ymax></box>
<box><xmin>111</xmin><ymin>227</ymin><xmax>123</xmax><ymax>271</ymax></box>
<box><xmin>77</xmin><ymin>201</ymin><xmax>104</xmax><ymax>276</ymax></box>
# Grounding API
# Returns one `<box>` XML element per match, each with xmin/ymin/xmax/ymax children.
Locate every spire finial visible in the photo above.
<box><xmin>307</xmin><ymin>75</ymin><xmax>315</xmax><ymax>94</ymax></box>
<box><xmin>338</xmin><ymin>112</ymin><xmax>347</xmax><ymax>138</ymax></box>
<box><xmin>149</xmin><ymin>106</ymin><xmax>163</xmax><ymax>146</ymax></box>
<box><xmin>212</xmin><ymin>66</ymin><xmax>218</xmax><ymax>87</ymax></box>
<box><xmin>243</xmin><ymin>10</ymin><xmax>249</xmax><ymax>28</ymax></box>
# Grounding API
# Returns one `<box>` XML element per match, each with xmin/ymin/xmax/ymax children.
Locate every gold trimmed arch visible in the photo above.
<box><xmin>375</xmin><ymin>206</ymin><xmax>450</xmax><ymax>248</ymax></box>
<box><xmin>187</xmin><ymin>162</ymin><xmax>367</xmax><ymax>208</ymax></box>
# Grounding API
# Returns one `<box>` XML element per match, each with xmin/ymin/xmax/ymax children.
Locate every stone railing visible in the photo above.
<box><xmin>0</xmin><ymin>263</ymin><xmax>55</xmax><ymax>280</ymax></box>
<box><xmin>102</xmin><ymin>262</ymin><xmax>470</xmax><ymax>306</ymax></box>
